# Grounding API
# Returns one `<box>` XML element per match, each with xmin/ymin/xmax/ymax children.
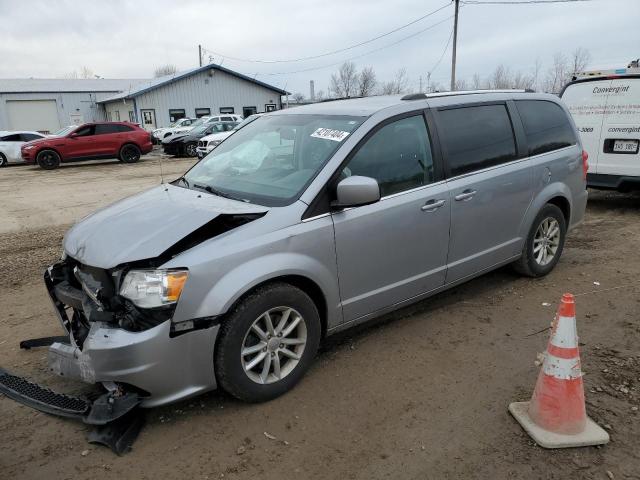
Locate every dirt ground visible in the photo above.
<box><xmin>0</xmin><ymin>156</ymin><xmax>638</xmax><ymax>480</ymax></box>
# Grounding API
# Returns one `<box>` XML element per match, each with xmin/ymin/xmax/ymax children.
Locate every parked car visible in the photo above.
<box><xmin>152</xmin><ymin>118</ymin><xmax>196</xmax><ymax>144</ymax></box>
<box><xmin>21</xmin><ymin>122</ymin><xmax>153</xmax><ymax>169</ymax></box>
<box><xmin>160</xmin><ymin>115</ymin><xmax>243</xmax><ymax>144</ymax></box>
<box><xmin>0</xmin><ymin>131</ymin><xmax>47</xmax><ymax>166</ymax></box>
<box><xmin>163</xmin><ymin>121</ymin><xmax>238</xmax><ymax>157</ymax></box>
<box><xmin>196</xmin><ymin>114</ymin><xmax>262</xmax><ymax>158</ymax></box>
<box><xmin>561</xmin><ymin>70</ymin><xmax>640</xmax><ymax>191</ymax></box>
<box><xmin>6</xmin><ymin>92</ymin><xmax>587</xmax><ymax>413</ymax></box>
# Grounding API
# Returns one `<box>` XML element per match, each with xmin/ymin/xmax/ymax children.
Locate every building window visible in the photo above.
<box><xmin>128</xmin><ymin>111</ymin><xmax>136</xmax><ymax>122</ymax></box>
<box><xmin>195</xmin><ymin>108</ymin><xmax>211</xmax><ymax>118</ymax></box>
<box><xmin>265</xmin><ymin>104</ymin><xmax>277</xmax><ymax>112</ymax></box>
<box><xmin>242</xmin><ymin>106</ymin><xmax>257</xmax><ymax>118</ymax></box>
<box><xmin>219</xmin><ymin>107</ymin><xmax>235</xmax><ymax>114</ymax></box>
<box><xmin>169</xmin><ymin>109</ymin><xmax>186</xmax><ymax>122</ymax></box>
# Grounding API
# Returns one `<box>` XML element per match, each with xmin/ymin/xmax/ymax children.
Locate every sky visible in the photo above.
<box><xmin>0</xmin><ymin>0</ymin><xmax>638</xmax><ymax>96</ymax></box>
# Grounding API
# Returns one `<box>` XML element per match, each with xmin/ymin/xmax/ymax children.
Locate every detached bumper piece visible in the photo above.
<box><xmin>0</xmin><ymin>368</ymin><xmax>144</xmax><ymax>455</ymax></box>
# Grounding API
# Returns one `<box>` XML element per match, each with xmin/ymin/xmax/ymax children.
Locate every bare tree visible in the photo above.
<box><xmin>292</xmin><ymin>92</ymin><xmax>305</xmax><ymax>103</ymax></box>
<box><xmin>357</xmin><ymin>66</ymin><xmax>377</xmax><ymax>97</ymax></box>
<box><xmin>380</xmin><ymin>68</ymin><xmax>410</xmax><ymax>95</ymax></box>
<box><xmin>471</xmin><ymin>73</ymin><xmax>483</xmax><ymax>90</ymax></box>
<box><xmin>455</xmin><ymin>78</ymin><xmax>468</xmax><ymax>91</ymax></box>
<box><xmin>330</xmin><ymin>62</ymin><xmax>358</xmax><ymax>98</ymax></box>
<box><xmin>490</xmin><ymin>65</ymin><xmax>513</xmax><ymax>89</ymax></box>
<box><xmin>512</xmin><ymin>70</ymin><xmax>534</xmax><ymax>90</ymax></box>
<box><xmin>315</xmin><ymin>90</ymin><xmax>326</xmax><ymax>102</ymax></box>
<box><xmin>569</xmin><ymin>47</ymin><xmax>591</xmax><ymax>76</ymax></box>
<box><xmin>154</xmin><ymin>64</ymin><xmax>178</xmax><ymax>78</ymax></box>
<box><xmin>79</xmin><ymin>66</ymin><xmax>94</xmax><ymax>79</ymax></box>
<box><xmin>543</xmin><ymin>52</ymin><xmax>568</xmax><ymax>94</ymax></box>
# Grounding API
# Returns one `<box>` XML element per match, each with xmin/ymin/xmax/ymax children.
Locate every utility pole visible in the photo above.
<box><xmin>419</xmin><ymin>75</ymin><xmax>423</xmax><ymax>92</ymax></box>
<box><xmin>198</xmin><ymin>45</ymin><xmax>203</xmax><ymax>67</ymax></box>
<box><xmin>450</xmin><ymin>0</ymin><xmax>460</xmax><ymax>91</ymax></box>
<box><xmin>427</xmin><ymin>71</ymin><xmax>432</xmax><ymax>93</ymax></box>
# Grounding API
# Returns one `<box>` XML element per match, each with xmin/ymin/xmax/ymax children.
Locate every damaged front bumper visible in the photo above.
<box><xmin>41</xmin><ymin>260</ymin><xmax>219</xmax><ymax>408</ymax></box>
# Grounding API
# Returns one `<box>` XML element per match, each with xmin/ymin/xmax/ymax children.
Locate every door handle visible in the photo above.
<box><xmin>454</xmin><ymin>190</ymin><xmax>477</xmax><ymax>201</ymax></box>
<box><xmin>421</xmin><ymin>199</ymin><xmax>446</xmax><ymax>212</ymax></box>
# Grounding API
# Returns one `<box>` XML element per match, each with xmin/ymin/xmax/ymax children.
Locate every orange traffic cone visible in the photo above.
<box><xmin>509</xmin><ymin>293</ymin><xmax>609</xmax><ymax>448</ymax></box>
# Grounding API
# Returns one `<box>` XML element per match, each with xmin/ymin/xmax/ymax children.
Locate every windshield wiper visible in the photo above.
<box><xmin>175</xmin><ymin>176</ymin><xmax>190</xmax><ymax>189</ymax></box>
<box><xmin>193</xmin><ymin>183</ymin><xmax>243</xmax><ymax>201</ymax></box>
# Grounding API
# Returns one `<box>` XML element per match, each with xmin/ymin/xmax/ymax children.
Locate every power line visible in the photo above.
<box><xmin>202</xmin><ymin>2</ymin><xmax>452</xmax><ymax>64</ymax></box>
<box><xmin>461</xmin><ymin>0</ymin><xmax>592</xmax><ymax>4</ymax></box>
<box><xmin>241</xmin><ymin>14</ymin><xmax>455</xmax><ymax>77</ymax></box>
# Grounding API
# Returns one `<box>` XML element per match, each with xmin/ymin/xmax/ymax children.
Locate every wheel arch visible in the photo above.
<box><xmin>521</xmin><ymin>183</ymin><xmax>573</xmax><ymax>241</ymax></box>
<box><xmin>218</xmin><ymin>275</ymin><xmax>329</xmax><ymax>339</ymax></box>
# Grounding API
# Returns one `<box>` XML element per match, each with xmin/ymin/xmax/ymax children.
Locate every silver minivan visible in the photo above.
<box><xmin>2</xmin><ymin>91</ymin><xmax>588</xmax><ymax>412</ymax></box>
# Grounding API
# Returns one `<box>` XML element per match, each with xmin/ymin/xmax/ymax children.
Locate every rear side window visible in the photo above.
<box><xmin>95</xmin><ymin>124</ymin><xmax>121</xmax><ymax>135</ymax></box>
<box><xmin>1</xmin><ymin>134</ymin><xmax>23</xmax><ymax>141</ymax></box>
<box><xmin>438</xmin><ymin>104</ymin><xmax>517</xmax><ymax>177</ymax></box>
<box><xmin>516</xmin><ymin>100</ymin><xmax>576</xmax><ymax>156</ymax></box>
<box><xmin>21</xmin><ymin>133</ymin><xmax>43</xmax><ymax>141</ymax></box>
<box><xmin>116</xmin><ymin>124</ymin><xmax>134</xmax><ymax>132</ymax></box>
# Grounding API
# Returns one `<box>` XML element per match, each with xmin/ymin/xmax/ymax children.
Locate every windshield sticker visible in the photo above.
<box><xmin>310</xmin><ymin>128</ymin><xmax>350</xmax><ymax>142</ymax></box>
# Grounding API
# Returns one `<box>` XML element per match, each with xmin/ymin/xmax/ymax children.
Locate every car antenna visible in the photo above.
<box><xmin>158</xmin><ymin>150</ymin><xmax>167</xmax><ymax>190</ymax></box>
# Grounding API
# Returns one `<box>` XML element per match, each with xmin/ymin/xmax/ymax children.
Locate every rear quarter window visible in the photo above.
<box><xmin>515</xmin><ymin>100</ymin><xmax>576</xmax><ymax>156</ymax></box>
<box><xmin>438</xmin><ymin>104</ymin><xmax>518</xmax><ymax>177</ymax></box>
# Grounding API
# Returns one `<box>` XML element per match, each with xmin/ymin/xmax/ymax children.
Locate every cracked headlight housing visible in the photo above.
<box><xmin>120</xmin><ymin>269</ymin><xmax>188</xmax><ymax>309</ymax></box>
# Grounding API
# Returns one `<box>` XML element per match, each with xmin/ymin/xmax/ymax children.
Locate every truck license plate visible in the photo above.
<box><xmin>613</xmin><ymin>139</ymin><xmax>639</xmax><ymax>153</ymax></box>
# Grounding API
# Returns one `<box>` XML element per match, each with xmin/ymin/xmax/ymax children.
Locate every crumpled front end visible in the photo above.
<box><xmin>44</xmin><ymin>257</ymin><xmax>219</xmax><ymax>407</ymax></box>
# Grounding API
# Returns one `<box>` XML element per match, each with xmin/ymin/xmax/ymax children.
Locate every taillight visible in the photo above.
<box><xmin>581</xmin><ymin>150</ymin><xmax>589</xmax><ymax>180</ymax></box>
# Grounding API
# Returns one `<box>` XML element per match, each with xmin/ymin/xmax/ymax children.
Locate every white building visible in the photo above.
<box><xmin>0</xmin><ymin>78</ymin><xmax>143</xmax><ymax>134</ymax></box>
<box><xmin>100</xmin><ymin>64</ymin><xmax>288</xmax><ymax>130</ymax></box>
<box><xmin>0</xmin><ymin>64</ymin><xmax>287</xmax><ymax>133</ymax></box>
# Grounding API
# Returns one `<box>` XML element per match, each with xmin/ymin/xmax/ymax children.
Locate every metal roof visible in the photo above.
<box><xmin>0</xmin><ymin>78</ymin><xmax>147</xmax><ymax>94</ymax></box>
<box><xmin>99</xmin><ymin>64</ymin><xmax>288</xmax><ymax>103</ymax></box>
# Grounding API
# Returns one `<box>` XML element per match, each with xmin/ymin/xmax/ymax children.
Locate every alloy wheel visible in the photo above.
<box><xmin>241</xmin><ymin>307</ymin><xmax>307</xmax><ymax>385</ymax></box>
<box><xmin>186</xmin><ymin>144</ymin><xmax>197</xmax><ymax>157</ymax></box>
<box><xmin>122</xmin><ymin>146</ymin><xmax>139</xmax><ymax>162</ymax></box>
<box><xmin>533</xmin><ymin>217</ymin><xmax>560</xmax><ymax>266</ymax></box>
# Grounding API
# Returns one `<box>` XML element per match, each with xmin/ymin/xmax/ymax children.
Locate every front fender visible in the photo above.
<box><xmin>190</xmin><ymin>253</ymin><xmax>341</xmax><ymax>328</ymax></box>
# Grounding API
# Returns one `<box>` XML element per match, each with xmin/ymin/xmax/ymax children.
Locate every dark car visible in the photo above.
<box><xmin>21</xmin><ymin>122</ymin><xmax>153</xmax><ymax>170</ymax></box>
<box><xmin>163</xmin><ymin>122</ymin><xmax>238</xmax><ymax>157</ymax></box>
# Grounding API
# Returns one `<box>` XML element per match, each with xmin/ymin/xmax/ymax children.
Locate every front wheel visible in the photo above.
<box><xmin>0</xmin><ymin>153</ymin><xmax>7</xmax><ymax>167</ymax></box>
<box><xmin>36</xmin><ymin>150</ymin><xmax>61</xmax><ymax>170</ymax></box>
<box><xmin>119</xmin><ymin>144</ymin><xmax>141</xmax><ymax>163</ymax></box>
<box><xmin>185</xmin><ymin>142</ymin><xmax>198</xmax><ymax>157</ymax></box>
<box><xmin>215</xmin><ymin>283</ymin><xmax>321</xmax><ymax>402</ymax></box>
<box><xmin>513</xmin><ymin>204</ymin><xmax>566</xmax><ymax>277</ymax></box>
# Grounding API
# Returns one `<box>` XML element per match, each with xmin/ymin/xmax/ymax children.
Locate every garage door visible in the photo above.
<box><xmin>6</xmin><ymin>100</ymin><xmax>60</xmax><ymax>134</ymax></box>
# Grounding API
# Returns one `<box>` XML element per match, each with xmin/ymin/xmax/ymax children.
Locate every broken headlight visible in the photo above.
<box><xmin>119</xmin><ymin>269</ymin><xmax>188</xmax><ymax>309</ymax></box>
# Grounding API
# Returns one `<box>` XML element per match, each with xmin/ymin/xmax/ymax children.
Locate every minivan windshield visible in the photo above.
<box><xmin>182</xmin><ymin>114</ymin><xmax>364</xmax><ymax>206</ymax></box>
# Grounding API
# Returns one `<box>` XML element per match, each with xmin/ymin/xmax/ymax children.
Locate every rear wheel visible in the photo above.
<box><xmin>119</xmin><ymin>144</ymin><xmax>141</xmax><ymax>163</ymax></box>
<box><xmin>185</xmin><ymin>142</ymin><xmax>198</xmax><ymax>157</ymax></box>
<box><xmin>215</xmin><ymin>283</ymin><xmax>321</xmax><ymax>402</ymax></box>
<box><xmin>36</xmin><ymin>150</ymin><xmax>60</xmax><ymax>170</ymax></box>
<box><xmin>513</xmin><ymin>204</ymin><xmax>566</xmax><ymax>277</ymax></box>
<box><xmin>0</xmin><ymin>153</ymin><xmax>7</xmax><ymax>167</ymax></box>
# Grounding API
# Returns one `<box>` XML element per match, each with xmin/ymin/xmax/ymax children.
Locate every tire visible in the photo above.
<box><xmin>119</xmin><ymin>144</ymin><xmax>141</xmax><ymax>163</ymax></box>
<box><xmin>0</xmin><ymin>153</ymin><xmax>7</xmax><ymax>167</ymax></box>
<box><xmin>36</xmin><ymin>150</ymin><xmax>61</xmax><ymax>170</ymax></box>
<box><xmin>185</xmin><ymin>142</ymin><xmax>198</xmax><ymax>157</ymax></box>
<box><xmin>215</xmin><ymin>282</ymin><xmax>321</xmax><ymax>402</ymax></box>
<box><xmin>513</xmin><ymin>203</ymin><xmax>567</xmax><ymax>277</ymax></box>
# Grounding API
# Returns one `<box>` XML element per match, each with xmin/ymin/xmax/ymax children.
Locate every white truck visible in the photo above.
<box><xmin>561</xmin><ymin>61</ymin><xmax>640</xmax><ymax>191</ymax></box>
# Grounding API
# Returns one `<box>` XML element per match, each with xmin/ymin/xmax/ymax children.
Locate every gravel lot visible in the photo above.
<box><xmin>0</xmin><ymin>156</ymin><xmax>638</xmax><ymax>479</ymax></box>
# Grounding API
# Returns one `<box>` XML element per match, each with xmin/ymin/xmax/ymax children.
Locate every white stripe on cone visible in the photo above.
<box><xmin>550</xmin><ymin>315</ymin><xmax>579</xmax><ymax>349</ymax></box>
<box><xmin>542</xmin><ymin>353</ymin><xmax>582</xmax><ymax>380</ymax></box>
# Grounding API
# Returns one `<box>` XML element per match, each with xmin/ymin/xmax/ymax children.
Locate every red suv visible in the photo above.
<box><xmin>22</xmin><ymin>122</ymin><xmax>153</xmax><ymax>169</ymax></box>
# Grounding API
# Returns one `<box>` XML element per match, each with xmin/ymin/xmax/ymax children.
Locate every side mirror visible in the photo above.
<box><xmin>331</xmin><ymin>176</ymin><xmax>380</xmax><ymax>209</ymax></box>
<box><xmin>69</xmin><ymin>132</ymin><xmax>79</xmax><ymax>138</ymax></box>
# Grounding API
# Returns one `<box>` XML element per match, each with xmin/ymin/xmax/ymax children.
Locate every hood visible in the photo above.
<box><xmin>202</xmin><ymin>131</ymin><xmax>234</xmax><ymax>142</ymax></box>
<box><xmin>64</xmin><ymin>184</ymin><xmax>268</xmax><ymax>269</ymax></box>
<box><xmin>22</xmin><ymin>136</ymin><xmax>56</xmax><ymax>148</ymax></box>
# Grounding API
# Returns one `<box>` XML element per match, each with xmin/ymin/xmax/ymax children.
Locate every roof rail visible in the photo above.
<box><xmin>401</xmin><ymin>93</ymin><xmax>428</xmax><ymax>101</ymax></box>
